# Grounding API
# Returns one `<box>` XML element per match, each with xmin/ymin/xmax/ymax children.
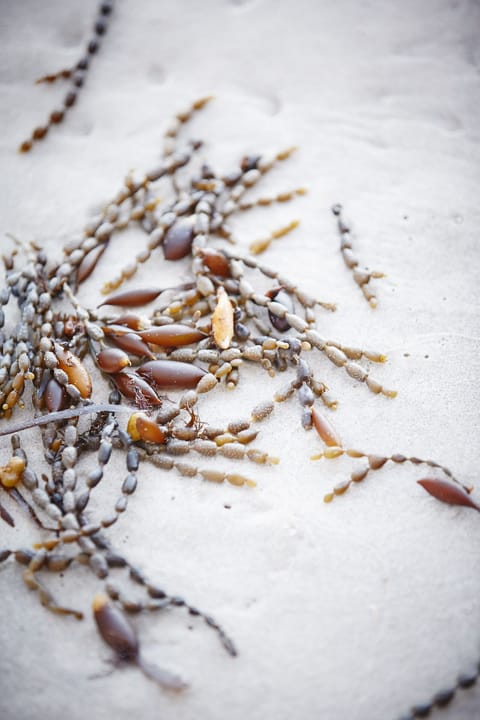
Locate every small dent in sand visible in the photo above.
<box><xmin>147</xmin><ymin>63</ymin><xmax>167</xmax><ymax>85</ymax></box>
<box><xmin>229</xmin><ymin>0</ymin><xmax>255</xmax><ymax>7</ymax></box>
<box><xmin>265</xmin><ymin>94</ymin><xmax>282</xmax><ymax>116</ymax></box>
<box><xmin>56</xmin><ymin>20</ymin><xmax>85</xmax><ymax>49</ymax></box>
<box><xmin>69</xmin><ymin>118</ymin><xmax>94</xmax><ymax>137</ymax></box>
<box><xmin>436</xmin><ymin>111</ymin><xmax>463</xmax><ymax>132</ymax></box>
<box><xmin>248</xmin><ymin>92</ymin><xmax>283</xmax><ymax>117</ymax></box>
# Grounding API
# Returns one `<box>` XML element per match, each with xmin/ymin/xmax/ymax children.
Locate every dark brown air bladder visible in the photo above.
<box><xmin>99</xmin><ymin>287</ymin><xmax>163</xmax><ymax>307</ymax></box>
<box><xmin>137</xmin><ymin>360</ymin><xmax>206</xmax><ymax>389</ymax></box>
<box><xmin>163</xmin><ymin>221</ymin><xmax>194</xmax><ymax>260</ymax></box>
<box><xmin>93</xmin><ymin>593</ymin><xmax>139</xmax><ymax>661</ymax></box>
<box><xmin>97</xmin><ymin>348</ymin><xmax>131</xmax><ymax>374</ymax></box>
<box><xmin>108</xmin><ymin>332</ymin><xmax>156</xmax><ymax>359</ymax></box>
<box><xmin>44</xmin><ymin>377</ymin><xmax>68</xmax><ymax>412</ymax></box>
<box><xmin>92</xmin><ymin>594</ymin><xmax>186</xmax><ymax>691</ymax></box>
<box><xmin>417</xmin><ymin>478</ymin><xmax>480</xmax><ymax>512</ymax></box>
<box><xmin>200</xmin><ymin>249</ymin><xmax>231</xmax><ymax>277</ymax></box>
<box><xmin>77</xmin><ymin>245</ymin><xmax>106</xmax><ymax>284</ymax></box>
<box><xmin>139</xmin><ymin>324</ymin><xmax>207</xmax><ymax>347</ymax></box>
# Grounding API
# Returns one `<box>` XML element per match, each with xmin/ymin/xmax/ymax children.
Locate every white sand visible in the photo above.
<box><xmin>1</xmin><ymin>1</ymin><xmax>479</xmax><ymax>719</ymax></box>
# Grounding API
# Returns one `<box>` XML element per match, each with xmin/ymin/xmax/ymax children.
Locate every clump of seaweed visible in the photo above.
<box><xmin>1</xmin><ymin>95</ymin><xmax>479</xmax><ymax>712</ymax></box>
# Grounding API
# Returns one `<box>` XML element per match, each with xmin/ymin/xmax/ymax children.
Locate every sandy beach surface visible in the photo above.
<box><xmin>0</xmin><ymin>1</ymin><xmax>479</xmax><ymax>719</ymax></box>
